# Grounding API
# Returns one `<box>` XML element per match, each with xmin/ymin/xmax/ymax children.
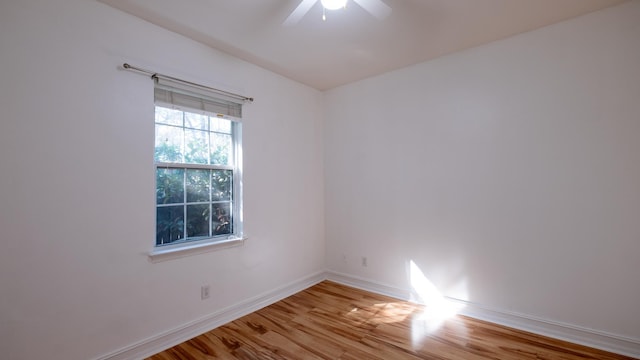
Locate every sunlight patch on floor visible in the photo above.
<box><xmin>408</xmin><ymin>260</ymin><xmax>466</xmax><ymax>345</ymax></box>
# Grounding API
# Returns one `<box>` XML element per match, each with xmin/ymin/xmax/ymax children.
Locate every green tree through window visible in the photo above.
<box><xmin>154</xmin><ymin>106</ymin><xmax>237</xmax><ymax>246</ymax></box>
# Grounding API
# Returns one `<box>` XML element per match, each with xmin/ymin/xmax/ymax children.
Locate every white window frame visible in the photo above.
<box><xmin>149</xmin><ymin>78</ymin><xmax>245</xmax><ymax>262</ymax></box>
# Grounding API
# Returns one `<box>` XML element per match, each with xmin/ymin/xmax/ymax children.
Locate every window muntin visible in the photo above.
<box><xmin>154</xmin><ymin>105</ymin><xmax>239</xmax><ymax>247</ymax></box>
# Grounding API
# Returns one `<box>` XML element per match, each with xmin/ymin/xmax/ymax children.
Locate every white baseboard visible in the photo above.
<box><xmin>96</xmin><ymin>270</ymin><xmax>639</xmax><ymax>359</ymax></box>
<box><xmin>326</xmin><ymin>270</ymin><xmax>640</xmax><ymax>359</ymax></box>
<box><xmin>95</xmin><ymin>271</ymin><xmax>325</xmax><ymax>360</ymax></box>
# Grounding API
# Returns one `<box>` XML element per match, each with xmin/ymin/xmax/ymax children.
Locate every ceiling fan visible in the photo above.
<box><xmin>284</xmin><ymin>0</ymin><xmax>391</xmax><ymax>25</ymax></box>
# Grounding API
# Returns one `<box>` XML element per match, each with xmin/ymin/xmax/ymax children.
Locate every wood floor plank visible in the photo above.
<box><xmin>238</xmin><ymin>312</ymin><xmax>344</xmax><ymax>359</ymax></box>
<box><xmin>147</xmin><ymin>281</ymin><xmax>636</xmax><ymax>360</ymax></box>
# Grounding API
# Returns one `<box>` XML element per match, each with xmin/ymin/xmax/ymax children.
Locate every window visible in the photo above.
<box><xmin>153</xmin><ymin>77</ymin><xmax>243</xmax><ymax>249</ymax></box>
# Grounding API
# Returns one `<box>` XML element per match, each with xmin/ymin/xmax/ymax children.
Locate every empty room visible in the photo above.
<box><xmin>1</xmin><ymin>0</ymin><xmax>639</xmax><ymax>359</ymax></box>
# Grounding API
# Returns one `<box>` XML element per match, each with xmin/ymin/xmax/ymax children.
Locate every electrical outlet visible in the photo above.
<box><xmin>201</xmin><ymin>285</ymin><xmax>211</xmax><ymax>300</ymax></box>
<box><xmin>361</xmin><ymin>256</ymin><xmax>367</xmax><ymax>267</ymax></box>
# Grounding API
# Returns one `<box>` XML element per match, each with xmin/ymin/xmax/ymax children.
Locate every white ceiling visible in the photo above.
<box><xmin>100</xmin><ymin>0</ymin><xmax>626</xmax><ymax>90</ymax></box>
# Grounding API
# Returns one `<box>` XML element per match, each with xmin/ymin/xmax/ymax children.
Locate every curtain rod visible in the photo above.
<box><xmin>122</xmin><ymin>63</ymin><xmax>254</xmax><ymax>103</ymax></box>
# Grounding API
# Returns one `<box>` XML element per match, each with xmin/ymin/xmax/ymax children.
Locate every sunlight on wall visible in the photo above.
<box><xmin>408</xmin><ymin>260</ymin><xmax>466</xmax><ymax>345</ymax></box>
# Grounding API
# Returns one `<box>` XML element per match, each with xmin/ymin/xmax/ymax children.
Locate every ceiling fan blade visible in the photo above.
<box><xmin>283</xmin><ymin>0</ymin><xmax>318</xmax><ymax>26</ymax></box>
<box><xmin>353</xmin><ymin>0</ymin><xmax>391</xmax><ymax>19</ymax></box>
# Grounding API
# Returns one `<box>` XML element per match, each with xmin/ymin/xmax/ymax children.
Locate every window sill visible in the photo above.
<box><xmin>148</xmin><ymin>236</ymin><xmax>246</xmax><ymax>263</ymax></box>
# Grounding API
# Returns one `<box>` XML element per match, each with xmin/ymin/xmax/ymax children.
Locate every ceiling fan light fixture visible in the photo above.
<box><xmin>321</xmin><ymin>0</ymin><xmax>347</xmax><ymax>10</ymax></box>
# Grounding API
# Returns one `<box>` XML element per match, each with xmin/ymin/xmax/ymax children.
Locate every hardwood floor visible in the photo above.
<box><xmin>147</xmin><ymin>281</ymin><xmax>635</xmax><ymax>360</ymax></box>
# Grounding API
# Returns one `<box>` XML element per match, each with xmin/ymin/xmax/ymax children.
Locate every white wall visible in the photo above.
<box><xmin>0</xmin><ymin>1</ymin><xmax>325</xmax><ymax>359</ymax></box>
<box><xmin>2</xmin><ymin>0</ymin><xmax>639</xmax><ymax>358</ymax></box>
<box><xmin>325</xmin><ymin>0</ymin><xmax>640</xmax><ymax>343</ymax></box>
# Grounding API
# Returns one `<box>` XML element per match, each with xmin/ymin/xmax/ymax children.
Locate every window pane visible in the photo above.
<box><xmin>212</xmin><ymin>170</ymin><xmax>232</xmax><ymax>201</ymax></box>
<box><xmin>186</xmin><ymin>169</ymin><xmax>210</xmax><ymax>203</ymax></box>
<box><xmin>184</xmin><ymin>129</ymin><xmax>209</xmax><ymax>164</ymax></box>
<box><xmin>185</xmin><ymin>112</ymin><xmax>208</xmax><ymax>130</ymax></box>
<box><xmin>155</xmin><ymin>106</ymin><xmax>183</xmax><ymax>126</ymax></box>
<box><xmin>155</xmin><ymin>124</ymin><xmax>183</xmax><ymax>162</ymax></box>
<box><xmin>156</xmin><ymin>205</ymin><xmax>184</xmax><ymax>245</ymax></box>
<box><xmin>211</xmin><ymin>132</ymin><xmax>232</xmax><ymax>165</ymax></box>
<box><xmin>211</xmin><ymin>117</ymin><xmax>231</xmax><ymax>134</ymax></box>
<box><xmin>156</xmin><ymin>168</ymin><xmax>184</xmax><ymax>204</ymax></box>
<box><xmin>187</xmin><ymin>204</ymin><xmax>210</xmax><ymax>238</ymax></box>
<box><xmin>212</xmin><ymin>202</ymin><xmax>232</xmax><ymax>235</ymax></box>
<box><xmin>154</xmin><ymin>103</ymin><xmax>240</xmax><ymax>246</ymax></box>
